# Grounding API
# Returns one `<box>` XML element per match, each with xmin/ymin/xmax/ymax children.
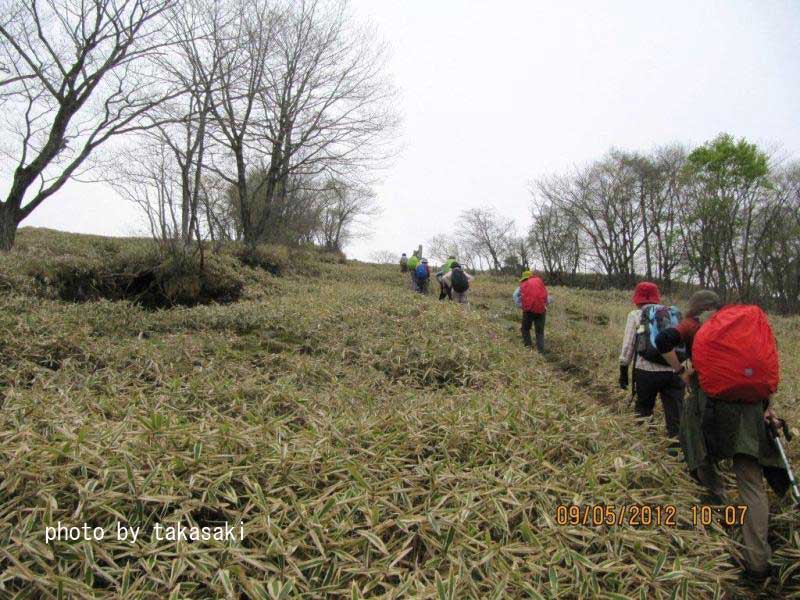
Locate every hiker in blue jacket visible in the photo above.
<box><xmin>414</xmin><ymin>258</ymin><xmax>430</xmax><ymax>294</ymax></box>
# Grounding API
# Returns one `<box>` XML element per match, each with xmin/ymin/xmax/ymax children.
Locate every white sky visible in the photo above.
<box><xmin>21</xmin><ymin>0</ymin><xmax>800</xmax><ymax>261</ymax></box>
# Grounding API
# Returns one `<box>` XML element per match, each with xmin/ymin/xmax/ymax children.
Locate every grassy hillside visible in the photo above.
<box><xmin>0</xmin><ymin>229</ymin><xmax>798</xmax><ymax>599</ymax></box>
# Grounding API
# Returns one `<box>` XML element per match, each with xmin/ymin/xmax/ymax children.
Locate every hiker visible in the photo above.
<box><xmin>400</xmin><ymin>253</ymin><xmax>408</xmax><ymax>273</ymax></box>
<box><xmin>440</xmin><ymin>262</ymin><xmax>472</xmax><ymax>304</ymax></box>
<box><xmin>618</xmin><ymin>282</ymin><xmax>684</xmax><ymax>442</ymax></box>
<box><xmin>656</xmin><ymin>290</ymin><xmax>790</xmax><ymax>583</ymax></box>
<box><xmin>438</xmin><ymin>255</ymin><xmax>457</xmax><ymax>300</ymax></box>
<box><xmin>513</xmin><ymin>270</ymin><xmax>549</xmax><ymax>352</ymax></box>
<box><xmin>406</xmin><ymin>253</ymin><xmax>420</xmax><ymax>291</ymax></box>
<box><xmin>415</xmin><ymin>258</ymin><xmax>431</xmax><ymax>294</ymax></box>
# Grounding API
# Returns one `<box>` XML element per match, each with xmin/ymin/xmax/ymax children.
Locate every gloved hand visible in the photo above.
<box><xmin>619</xmin><ymin>365</ymin><xmax>629</xmax><ymax>390</ymax></box>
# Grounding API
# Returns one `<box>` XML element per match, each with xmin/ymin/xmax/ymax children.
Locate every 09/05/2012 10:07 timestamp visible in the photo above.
<box><xmin>554</xmin><ymin>504</ymin><xmax>748</xmax><ymax>528</ymax></box>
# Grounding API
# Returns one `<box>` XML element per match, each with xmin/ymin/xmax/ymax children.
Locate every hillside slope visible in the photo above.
<box><xmin>0</xmin><ymin>230</ymin><xmax>798</xmax><ymax>599</ymax></box>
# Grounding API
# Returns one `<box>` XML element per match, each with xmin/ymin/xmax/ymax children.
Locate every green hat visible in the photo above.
<box><xmin>519</xmin><ymin>270</ymin><xmax>533</xmax><ymax>282</ymax></box>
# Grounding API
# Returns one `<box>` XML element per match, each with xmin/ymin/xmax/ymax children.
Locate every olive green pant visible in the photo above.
<box><xmin>697</xmin><ymin>454</ymin><xmax>771</xmax><ymax>573</ymax></box>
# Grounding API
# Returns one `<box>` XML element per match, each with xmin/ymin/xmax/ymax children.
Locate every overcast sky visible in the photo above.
<box><xmin>21</xmin><ymin>0</ymin><xmax>800</xmax><ymax>261</ymax></box>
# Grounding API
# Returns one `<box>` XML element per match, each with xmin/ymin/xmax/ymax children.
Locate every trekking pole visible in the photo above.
<box><xmin>767</xmin><ymin>418</ymin><xmax>800</xmax><ymax>507</ymax></box>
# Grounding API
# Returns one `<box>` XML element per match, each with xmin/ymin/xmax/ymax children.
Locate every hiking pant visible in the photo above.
<box><xmin>417</xmin><ymin>278</ymin><xmax>429</xmax><ymax>294</ymax></box>
<box><xmin>696</xmin><ymin>454</ymin><xmax>771</xmax><ymax>574</ymax></box>
<box><xmin>633</xmin><ymin>369</ymin><xmax>684</xmax><ymax>439</ymax></box>
<box><xmin>439</xmin><ymin>281</ymin><xmax>452</xmax><ymax>300</ymax></box>
<box><xmin>409</xmin><ymin>272</ymin><xmax>417</xmax><ymax>291</ymax></box>
<box><xmin>521</xmin><ymin>311</ymin><xmax>545</xmax><ymax>352</ymax></box>
<box><xmin>453</xmin><ymin>291</ymin><xmax>469</xmax><ymax>305</ymax></box>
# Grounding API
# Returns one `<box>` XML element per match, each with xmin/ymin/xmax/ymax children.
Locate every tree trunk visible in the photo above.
<box><xmin>0</xmin><ymin>204</ymin><xmax>18</xmax><ymax>251</ymax></box>
<box><xmin>640</xmin><ymin>185</ymin><xmax>652</xmax><ymax>279</ymax></box>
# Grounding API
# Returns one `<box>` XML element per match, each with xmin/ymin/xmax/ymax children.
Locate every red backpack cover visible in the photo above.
<box><xmin>692</xmin><ymin>305</ymin><xmax>780</xmax><ymax>403</ymax></box>
<box><xmin>520</xmin><ymin>277</ymin><xmax>548</xmax><ymax>314</ymax></box>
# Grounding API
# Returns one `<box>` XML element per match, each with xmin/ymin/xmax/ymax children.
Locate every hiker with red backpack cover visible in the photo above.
<box><xmin>656</xmin><ymin>290</ymin><xmax>792</xmax><ymax>583</ymax></box>
<box><xmin>618</xmin><ymin>282</ymin><xmax>684</xmax><ymax>442</ymax></box>
<box><xmin>514</xmin><ymin>271</ymin><xmax>549</xmax><ymax>352</ymax></box>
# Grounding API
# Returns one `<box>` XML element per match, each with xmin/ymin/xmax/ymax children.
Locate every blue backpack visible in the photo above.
<box><xmin>415</xmin><ymin>263</ymin><xmax>429</xmax><ymax>280</ymax></box>
<box><xmin>636</xmin><ymin>304</ymin><xmax>687</xmax><ymax>365</ymax></box>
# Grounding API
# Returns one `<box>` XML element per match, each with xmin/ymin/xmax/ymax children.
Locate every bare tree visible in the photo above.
<box><xmin>427</xmin><ymin>234</ymin><xmax>458</xmax><ymax>263</ymax></box>
<box><xmin>199</xmin><ymin>0</ymin><xmax>396</xmax><ymax>247</ymax></box>
<box><xmin>111</xmin><ymin>138</ymin><xmax>184</xmax><ymax>248</ymax></box>
<box><xmin>199</xmin><ymin>0</ymin><xmax>279</xmax><ymax>246</ymax></box>
<box><xmin>199</xmin><ymin>174</ymin><xmax>240</xmax><ymax>244</ymax></box>
<box><xmin>0</xmin><ymin>0</ymin><xmax>180</xmax><ymax>250</ymax></box>
<box><xmin>528</xmin><ymin>202</ymin><xmax>582</xmax><ymax>279</ymax></box>
<box><xmin>247</xmin><ymin>0</ymin><xmax>398</xmax><ymax>245</ymax></box>
<box><xmin>426</xmin><ymin>234</ymin><xmax>478</xmax><ymax>271</ymax></box>
<box><xmin>369</xmin><ymin>249</ymin><xmax>396</xmax><ymax>264</ymax></box>
<box><xmin>457</xmin><ymin>207</ymin><xmax>514</xmax><ymax>272</ymax></box>
<box><xmin>108</xmin><ymin>0</ymin><xmax>224</xmax><ymax>251</ymax></box>
<box><xmin>536</xmin><ymin>151</ymin><xmax>643</xmax><ymax>285</ymax></box>
<box><xmin>315</xmin><ymin>178</ymin><xmax>378</xmax><ymax>251</ymax></box>
<box><xmin>755</xmin><ymin>161</ymin><xmax>800</xmax><ymax>311</ymax></box>
<box><xmin>646</xmin><ymin>145</ymin><xmax>687</xmax><ymax>287</ymax></box>
<box><xmin>505</xmin><ymin>234</ymin><xmax>532</xmax><ymax>271</ymax></box>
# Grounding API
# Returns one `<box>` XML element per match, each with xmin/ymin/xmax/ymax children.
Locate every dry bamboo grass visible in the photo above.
<box><xmin>0</xmin><ymin>233</ymin><xmax>796</xmax><ymax>598</ymax></box>
<box><xmin>478</xmin><ymin>275</ymin><xmax>800</xmax><ymax>597</ymax></box>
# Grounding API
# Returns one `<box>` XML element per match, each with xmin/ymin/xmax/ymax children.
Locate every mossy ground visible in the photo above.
<box><xmin>0</xmin><ymin>230</ymin><xmax>798</xmax><ymax>598</ymax></box>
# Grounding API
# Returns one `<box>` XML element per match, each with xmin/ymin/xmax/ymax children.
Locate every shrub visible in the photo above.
<box><xmin>232</xmin><ymin>244</ymin><xmax>289</xmax><ymax>276</ymax></box>
<box><xmin>23</xmin><ymin>246</ymin><xmax>243</xmax><ymax>308</ymax></box>
<box><xmin>229</xmin><ymin>242</ymin><xmax>339</xmax><ymax>276</ymax></box>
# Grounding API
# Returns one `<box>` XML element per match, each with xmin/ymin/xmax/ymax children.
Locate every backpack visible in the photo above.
<box><xmin>635</xmin><ymin>304</ymin><xmax>686</xmax><ymax>365</ymax></box>
<box><xmin>451</xmin><ymin>268</ymin><xmax>469</xmax><ymax>293</ymax></box>
<box><xmin>415</xmin><ymin>263</ymin><xmax>429</xmax><ymax>281</ymax></box>
<box><xmin>692</xmin><ymin>305</ymin><xmax>780</xmax><ymax>403</ymax></box>
<box><xmin>520</xmin><ymin>277</ymin><xmax>547</xmax><ymax>313</ymax></box>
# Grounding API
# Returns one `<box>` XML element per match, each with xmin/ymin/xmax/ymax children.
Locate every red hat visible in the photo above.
<box><xmin>632</xmin><ymin>282</ymin><xmax>660</xmax><ymax>305</ymax></box>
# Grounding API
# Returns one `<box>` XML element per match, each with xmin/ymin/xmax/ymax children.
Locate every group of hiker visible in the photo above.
<box><xmin>399</xmin><ymin>251</ymin><xmax>473</xmax><ymax>304</ymax></box>
<box><xmin>619</xmin><ymin>281</ymin><xmax>796</xmax><ymax>583</ymax></box>
<box><xmin>397</xmin><ymin>252</ymin><xmax>795</xmax><ymax>583</ymax></box>
<box><xmin>398</xmin><ymin>247</ymin><xmax>795</xmax><ymax>582</ymax></box>
<box><xmin>399</xmin><ymin>252</ymin><xmax>552</xmax><ymax>348</ymax></box>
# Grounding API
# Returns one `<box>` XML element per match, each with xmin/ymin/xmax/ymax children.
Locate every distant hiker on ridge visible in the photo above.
<box><xmin>399</xmin><ymin>253</ymin><xmax>408</xmax><ymax>273</ymax></box>
<box><xmin>415</xmin><ymin>258</ymin><xmax>431</xmax><ymax>294</ymax></box>
<box><xmin>406</xmin><ymin>253</ymin><xmax>420</xmax><ymax>291</ymax></box>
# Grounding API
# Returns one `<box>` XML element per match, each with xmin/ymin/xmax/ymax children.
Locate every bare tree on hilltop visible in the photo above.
<box><xmin>0</xmin><ymin>0</ymin><xmax>180</xmax><ymax>251</ymax></box>
<box><xmin>457</xmin><ymin>207</ymin><xmax>514</xmax><ymax>272</ymax></box>
<box><xmin>0</xmin><ymin>0</ymin><xmax>397</xmax><ymax>254</ymax></box>
<box><xmin>199</xmin><ymin>0</ymin><xmax>397</xmax><ymax>247</ymax></box>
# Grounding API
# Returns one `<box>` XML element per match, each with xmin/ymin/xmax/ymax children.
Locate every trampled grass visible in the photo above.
<box><xmin>1</xmin><ymin>230</ymin><xmax>798</xmax><ymax>598</ymax></box>
<box><xmin>477</xmin><ymin>276</ymin><xmax>800</xmax><ymax>596</ymax></box>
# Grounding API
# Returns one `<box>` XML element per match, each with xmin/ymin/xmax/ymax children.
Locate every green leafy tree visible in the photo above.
<box><xmin>680</xmin><ymin>134</ymin><xmax>778</xmax><ymax>301</ymax></box>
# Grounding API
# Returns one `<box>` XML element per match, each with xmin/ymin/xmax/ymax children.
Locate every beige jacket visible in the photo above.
<box><xmin>619</xmin><ymin>309</ymin><xmax>673</xmax><ymax>372</ymax></box>
<box><xmin>441</xmin><ymin>269</ymin><xmax>473</xmax><ymax>288</ymax></box>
